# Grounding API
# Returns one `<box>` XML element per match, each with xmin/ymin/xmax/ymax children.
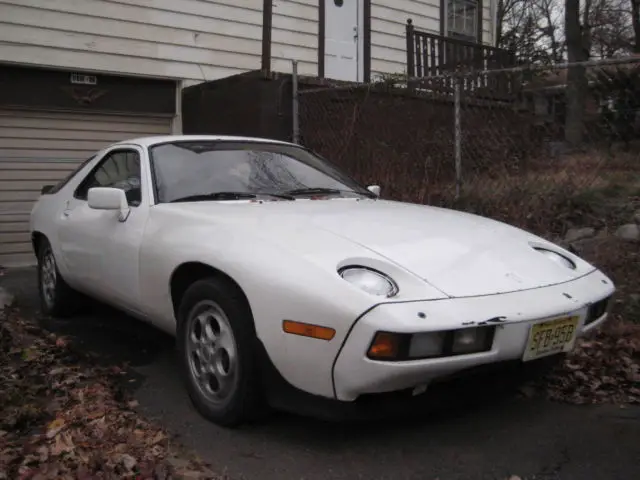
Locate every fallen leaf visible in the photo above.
<box><xmin>50</xmin><ymin>432</ymin><xmax>74</xmax><ymax>457</ymax></box>
<box><xmin>46</xmin><ymin>418</ymin><xmax>66</xmax><ymax>439</ymax></box>
<box><xmin>150</xmin><ymin>431</ymin><xmax>167</xmax><ymax>445</ymax></box>
<box><xmin>118</xmin><ymin>453</ymin><xmax>137</xmax><ymax>471</ymax></box>
<box><xmin>37</xmin><ymin>445</ymin><xmax>49</xmax><ymax>463</ymax></box>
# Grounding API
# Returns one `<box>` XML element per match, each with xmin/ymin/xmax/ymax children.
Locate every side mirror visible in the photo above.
<box><xmin>41</xmin><ymin>184</ymin><xmax>54</xmax><ymax>195</ymax></box>
<box><xmin>87</xmin><ymin>187</ymin><xmax>130</xmax><ymax>222</ymax></box>
<box><xmin>367</xmin><ymin>185</ymin><xmax>381</xmax><ymax>197</ymax></box>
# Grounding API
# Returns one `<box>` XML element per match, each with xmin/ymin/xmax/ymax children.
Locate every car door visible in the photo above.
<box><xmin>57</xmin><ymin>145</ymin><xmax>148</xmax><ymax>312</ymax></box>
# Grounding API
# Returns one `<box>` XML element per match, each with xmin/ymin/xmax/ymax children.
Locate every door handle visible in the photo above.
<box><xmin>62</xmin><ymin>200</ymin><xmax>71</xmax><ymax>217</ymax></box>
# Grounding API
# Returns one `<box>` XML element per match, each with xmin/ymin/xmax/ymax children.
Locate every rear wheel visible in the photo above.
<box><xmin>37</xmin><ymin>238</ymin><xmax>82</xmax><ymax>318</ymax></box>
<box><xmin>177</xmin><ymin>278</ymin><xmax>266</xmax><ymax>427</ymax></box>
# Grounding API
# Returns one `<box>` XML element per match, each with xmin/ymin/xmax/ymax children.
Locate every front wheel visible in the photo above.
<box><xmin>177</xmin><ymin>278</ymin><xmax>266</xmax><ymax>427</ymax></box>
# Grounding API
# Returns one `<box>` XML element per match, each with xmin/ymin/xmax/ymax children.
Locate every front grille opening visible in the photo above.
<box><xmin>585</xmin><ymin>296</ymin><xmax>611</xmax><ymax>325</ymax></box>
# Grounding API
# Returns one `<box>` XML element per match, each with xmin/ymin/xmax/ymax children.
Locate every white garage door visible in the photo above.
<box><xmin>0</xmin><ymin>109</ymin><xmax>173</xmax><ymax>267</ymax></box>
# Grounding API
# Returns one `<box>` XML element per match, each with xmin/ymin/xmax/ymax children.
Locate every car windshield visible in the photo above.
<box><xmin>148</xmin><ymin>140</ymin><xmax>374</xmax><ymax>203</ymax></box>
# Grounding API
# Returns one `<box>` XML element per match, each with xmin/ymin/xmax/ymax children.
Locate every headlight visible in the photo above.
<box><xmin>339</xmin><ymin>266</ymin><xmax>398</xmax><ymax>297</ymax></box>
<box><xmin>534</xmin><ymin>247</ymin><xmax>576</xmax><ymax>270</ymax></box>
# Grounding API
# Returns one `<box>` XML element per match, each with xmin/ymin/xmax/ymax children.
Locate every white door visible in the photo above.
<box><xmin>324</xmin><ymin>0</ymin><xmax>363</xmax><ymax>82</ymax></box>
<box><xmin>57</xmin><ymin>146</ymin><xmax>147</xmax><ymax>312</ymax></box>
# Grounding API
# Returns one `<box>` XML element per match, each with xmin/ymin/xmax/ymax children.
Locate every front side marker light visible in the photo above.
<box><xmin>282</xmin><ymin>320</ymin><xmax>336</xmax><ymax>341</ymax></box>
<box><xmin>368</xmin><ymin>332</ymin><xmax>402</xmax><ymax>359</ymax></box>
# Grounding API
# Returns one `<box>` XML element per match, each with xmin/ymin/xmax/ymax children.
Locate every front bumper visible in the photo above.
<box><xmin>333</xmin><ymin>269</ymin><xmax>614</xmax><ymax>401</ymax></box>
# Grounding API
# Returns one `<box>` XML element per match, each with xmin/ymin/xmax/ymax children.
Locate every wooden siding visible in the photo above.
<box><xmin>370</xmin><ymin>0</ymin><xmax>494</xmax><ymax>78</ymax></box>
<box><xmin>271</xmin><ymin>0</ymin><xmax>319</xmax><ymax>76</ymax></box>
<box><xmin>0</xmin><ymin>0</ymin><xmax>265</xmax><ymax>84</ymax></box>
<box><xmin>0</xmin><ymin>0</ymin><xmax>321</xmax><ymax>84</ymax></box>
<box><xmin>0</xmin><ymin>0</ymin><xmax>495</xmax><ymax>83</ymax></box>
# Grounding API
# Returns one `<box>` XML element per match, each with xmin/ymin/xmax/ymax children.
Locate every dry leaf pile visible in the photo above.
<box><xmin>540</xmin><ymin>322</ymin><xmax>640</xmax><ymax>405</ymax></box>
<box><xmin>0</xmin><ymin>307</ymin><xmax>222</xmax><ymax>480</ymax></box>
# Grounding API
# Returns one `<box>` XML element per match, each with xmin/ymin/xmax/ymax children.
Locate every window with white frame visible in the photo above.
<box><xmin>446</xmin><ymin>0</ymin><xmax>479</xmax><ymax>42</ymax></box>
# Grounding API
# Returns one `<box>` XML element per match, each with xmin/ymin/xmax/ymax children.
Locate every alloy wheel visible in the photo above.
<box><xmin>40</xmin><ymin>249</ymin><xmax>57</xmax><ymax>309</ymax></box>
<box><xmin>185</xmin><ymin>299</ymin><xmax>240</xmax><ymax>405</ymax></box>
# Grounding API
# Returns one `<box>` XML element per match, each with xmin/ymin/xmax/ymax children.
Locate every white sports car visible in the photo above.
<box><xmin>30</xmin><ymin>135</ymin><xmax>615</xmax><ymax>427</ymax></box>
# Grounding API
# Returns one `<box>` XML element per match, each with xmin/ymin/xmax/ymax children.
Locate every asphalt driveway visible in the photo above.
<box><xmin>2</xmin><ymin>267</ymin><xmax>639</xmax><ymax>480</ymax></box>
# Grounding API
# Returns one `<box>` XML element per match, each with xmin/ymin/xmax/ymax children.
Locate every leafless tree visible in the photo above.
<box><xmin>631</xmin><ymin>0</ymin><xmax>640</xmax><ymax>52</ymax></box>
<box><xmin>496</xmin><ymin>0</ymin><xmax>564</xmax><ymax>63</ymax></box>
<box><xmin>564</xmin><ymin>0</ymin><xmax>591</xmax><ymax>147</ymax></box>
<box><xmin>494</xmin><ymin>0</ymin><xmax>637</xmax><ymax>146</ymax></box>
<box><xmin>497</xmin><ymin>0</ymin><xmax>637</xmax><ymax>60</ymax></box>
<box><xmin>589</xmin><ymin>0</ymin><xmax>634</xmax><ymax>58</ymax></box>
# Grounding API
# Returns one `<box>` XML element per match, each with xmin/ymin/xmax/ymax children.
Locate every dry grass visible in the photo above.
<box><xmin>415</xmin><ymin>151</ymin><xmax>640</xmax><ymax>239</ymax></box>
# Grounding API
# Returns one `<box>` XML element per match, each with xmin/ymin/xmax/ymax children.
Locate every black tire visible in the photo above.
<box><xmin>36</xmin><ymin>237</ymin><xmax>82</xmax><ymax>318</ymax></box>
<box><xmin>177</xmin><ymin>277</ymin><xmax>266</xmax><ymax>427</ymax></box>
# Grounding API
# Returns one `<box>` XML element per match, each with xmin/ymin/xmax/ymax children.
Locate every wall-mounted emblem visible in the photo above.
<box><xmin>60</xmin><ymin>86</ymin><xmax>108</xmax><ymax>106</ymax></box>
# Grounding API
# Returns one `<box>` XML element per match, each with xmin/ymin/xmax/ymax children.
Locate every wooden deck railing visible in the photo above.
<box><xmin>405</xmin><ymin>19</ymin><xmax>520</xmax><ymax>98</ymax></box>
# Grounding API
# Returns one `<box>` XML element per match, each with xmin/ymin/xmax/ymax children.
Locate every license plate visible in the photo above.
<box><xmin>522</xmin><ymin>315</ymin><xmax>579</xmax><ymax>362</ymax></box>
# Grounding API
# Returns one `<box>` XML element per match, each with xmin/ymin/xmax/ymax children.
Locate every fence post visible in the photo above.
<box><xmin>406</xmin><ymin>18</ymin><xmax>415</xmax><ymax>77</ymax></box>
<box><xmin>453</xmin><ymin>74</ymin><xmax>462</xmax><ymax>200</ymax></box>
<box><xmin>406</xmin><ymin>18</ymin><xmax>415</xmax><ymax>91</ymax></box>
<box><xmin>292</xmin><ymin>59</ymin><xmax>300</xmax><ymax>144</ymax></box>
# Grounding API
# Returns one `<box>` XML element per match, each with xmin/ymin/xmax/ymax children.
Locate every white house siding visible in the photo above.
<box><xmin>271</xmin><ymin>0</ymin><xmax>319</xmax><ymax>76</ymax></box>
<box><xmin>370</xmin><ymin>0</ymin><xmax>495</xmax><ymax>78</ymax></box>
<box><xmin>0</xmin><ymin>0</ymin><xmax>266</xmax><ymax>85</ymax></box>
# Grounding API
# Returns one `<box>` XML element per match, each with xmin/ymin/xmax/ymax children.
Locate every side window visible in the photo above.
<box><xmin>48</xmin><ymin>155</ymin><xmax>96</xmax><ymax>194</ymax></box>
<box><xmin>75</xmin><ymin>150</ymin><xmax>142</xmax><ymax>206</ymax></box>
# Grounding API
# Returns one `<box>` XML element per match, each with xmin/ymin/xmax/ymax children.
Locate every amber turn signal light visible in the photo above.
<box><xmin>282</xmin><ymin>320</ymin><xmax>336</xmax><ymax>341</ymax></box>
<box><xmin>368</xmin><ymin>332</ymin><xmax>401</xmax><ymax>359</ymax></box>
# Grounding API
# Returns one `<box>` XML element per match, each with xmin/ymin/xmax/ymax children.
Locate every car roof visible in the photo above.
<box><xmin>113</xmin><ymin>135</ymin><xmax>297</xmax><ymax>149</ymax></box>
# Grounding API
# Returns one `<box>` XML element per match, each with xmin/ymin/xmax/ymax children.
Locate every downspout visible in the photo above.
<box><xmin>261</xmin><ymin>0</ymin><xmax>273</xmax><ymax>74</ymax></box>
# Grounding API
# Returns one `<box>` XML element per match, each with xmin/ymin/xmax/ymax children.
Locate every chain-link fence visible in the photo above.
<box><xmin>291</xmin><ymin>57</ymin><xmax>640</xmax><ymax>241</ymax></box>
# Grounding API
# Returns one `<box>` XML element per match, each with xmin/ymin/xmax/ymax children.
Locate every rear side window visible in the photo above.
<box><xmin>47</xmin><ymin>156</ymin><xmax>96</xmax><ymax>194</ymax></box>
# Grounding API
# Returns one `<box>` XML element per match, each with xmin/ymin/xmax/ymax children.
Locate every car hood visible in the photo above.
<box><xmin>160</xmin><ymin>198</ymin><xmax>595</xmax><ymax>298</ymax></box>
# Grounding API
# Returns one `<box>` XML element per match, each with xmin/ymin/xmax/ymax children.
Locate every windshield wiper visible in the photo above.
<box><xmin>261</xmin><ymin>192</ymin><xmax>296</xmax><ymax>200</ymax></box>
<box><xmin>169</xmin><ymin>191</ymin><xmax>295</xmax><ymax>203</ymax></box>
<box><xmin>283</xmin><ymin>187</ymin><xmax>344</xmax><ymax>197</ymax></box>
<box><xmin>283</xmin><ymin>187</ymin><xmax>375</xmax><ymax>198</ymax></box>
<box><xmin>169</xmin><ymin>191</ymin><xmax>258</xmax><ymax>203</ymax></box>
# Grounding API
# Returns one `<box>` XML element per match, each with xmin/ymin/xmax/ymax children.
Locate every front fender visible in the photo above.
<box><xmin>138</xmin><ymin>207</ymin><xmax>448</xmax><ymax>398</ymax></box>
<box><xmin>138</xmin><ymin>217</ymin><xmax>377</xmax><ymax>398</ymax></box>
